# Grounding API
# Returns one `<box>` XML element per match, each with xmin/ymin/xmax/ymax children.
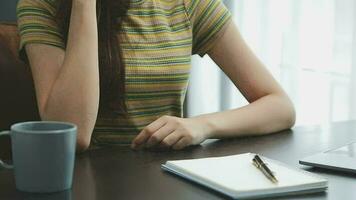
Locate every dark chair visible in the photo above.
<box><xmin>0</xmin><ymin>22</ymin><xmax>40</xmax><ymax>160</ymax></box>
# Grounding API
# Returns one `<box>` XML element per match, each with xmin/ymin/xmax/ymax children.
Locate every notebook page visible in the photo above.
<box><xmin>165</xmin><ymin>153</ymin><xmax>326</xmax><ymax>192</ymax></box>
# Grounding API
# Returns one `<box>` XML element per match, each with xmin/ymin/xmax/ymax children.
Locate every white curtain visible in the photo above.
<box><xmin>187</xmin><ymin>0</ymin><xmax>356</xmax><ymax>126</ymax></box>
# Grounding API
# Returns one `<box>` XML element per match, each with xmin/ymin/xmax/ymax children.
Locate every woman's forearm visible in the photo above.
<box><xmin>194</xmin><ymin>93</ymin><xmax>296</xmax><ymax>139</ymax></box>
<box><xmin>42</xmin><ymin>0</ymin><xmax>99</xmax><ymax>150</ymax></box>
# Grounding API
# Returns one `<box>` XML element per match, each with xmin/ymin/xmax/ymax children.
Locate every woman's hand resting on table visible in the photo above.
<box><xmin>131</xmin><ymin>116</ymin><xmax>211</xmax><ymax>150</ymax></box>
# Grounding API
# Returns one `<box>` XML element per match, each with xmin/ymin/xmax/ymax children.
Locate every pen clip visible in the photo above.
<box><xmin>252</xmin><ymin>157</ymin><xmax>261</xmax><ymax>168</ymax></box>
<box><xmin>253</xmin><ymin>154</ymin><xmax>279</xmax><ymax>183</ymax></box>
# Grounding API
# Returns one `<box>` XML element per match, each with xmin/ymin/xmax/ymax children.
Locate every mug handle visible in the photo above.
<box><xmin>0</xmin><ymin>131</ymin><xmax>13</xmax><ymax>169</ymax></box>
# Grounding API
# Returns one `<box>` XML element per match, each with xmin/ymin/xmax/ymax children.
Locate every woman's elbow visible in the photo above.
<box><xmin>286</xmin><ymin>108</ymin><xmax>296</xmax><ymax>129</ymax></box>
<box><xmin>76</xmin><ymin>137</ymin><xmax>91</xmax><ymax>153</ymax></box>
<box><xmin>282</xmin><ymin>97</ymin><xmax>296</xmax><ymax>130</ymax></box>
<box><xmin>37</xmin><ymin>103</ymin><xmax>95</xmax><ymax>152</ymax></box>
<box><xmin>75</xmin><ymin>122</ymin><xmax>96</xmax><ymax>152</ymax></box>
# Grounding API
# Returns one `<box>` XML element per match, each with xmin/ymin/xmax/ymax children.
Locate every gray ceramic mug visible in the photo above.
<box><xmin>0</xmin><ymin>121</ymin><xmax>77</xmax><ymax>193</ymax></box>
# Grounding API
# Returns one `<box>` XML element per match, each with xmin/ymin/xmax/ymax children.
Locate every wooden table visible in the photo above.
<box><xmin>1</xmin><ymin>121</ymin><xmax>356</xmax><ymax>199</ymax></box>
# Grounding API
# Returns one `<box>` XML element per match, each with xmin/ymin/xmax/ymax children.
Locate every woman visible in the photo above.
<box><xmin>16</xmin><ymin>0</ymin><xmax>295</xmax><ymax>152</ymax></box>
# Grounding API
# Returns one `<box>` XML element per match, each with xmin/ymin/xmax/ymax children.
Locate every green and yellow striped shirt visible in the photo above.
<box><xmin>16</xmin><ymin>0</ymin><xmax>232</xmax><ymax>145</ymax></box>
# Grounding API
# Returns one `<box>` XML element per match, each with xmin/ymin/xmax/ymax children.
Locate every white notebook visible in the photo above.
<box><xmin>161</xmin><ymin>153</ymin><xmax>328</xmax><ymax>199</ymax></box>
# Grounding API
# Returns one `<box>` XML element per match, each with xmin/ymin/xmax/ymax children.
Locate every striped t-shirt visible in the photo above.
<box><xmin>16</xmin><ymin>0</ymin><xmax>232</xmax><ymax>145</ymax></box>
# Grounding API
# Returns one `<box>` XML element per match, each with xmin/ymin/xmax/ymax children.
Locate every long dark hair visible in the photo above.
<box><xmin>56</xmin><ymin>0</ymin><xmax>130</xmax><ymax>116</ymax></box>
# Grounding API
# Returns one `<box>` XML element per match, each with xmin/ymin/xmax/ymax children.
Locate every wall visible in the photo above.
<box><xmin>0</xmin><ymin>0</ymin><xmax>19</xmax><ymax>21</ymax></box>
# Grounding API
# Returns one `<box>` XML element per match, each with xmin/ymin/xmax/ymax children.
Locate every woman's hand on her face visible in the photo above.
<box><xmin>131</xmin><ymin>116</ymin><xmax>211</xmax><ymax>150</ymax></box>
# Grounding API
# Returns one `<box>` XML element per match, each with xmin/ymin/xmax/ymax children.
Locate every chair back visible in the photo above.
<box><xmin>0</xmin><ymin>22</ymin><xmax>40</xmax><ymax>159</ymax></box>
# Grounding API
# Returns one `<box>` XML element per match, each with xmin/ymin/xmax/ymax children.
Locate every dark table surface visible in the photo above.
<box><xmin>1</xmin><ymin>121</ymin><xmax>356</xmax><ymax>200</ymax></box>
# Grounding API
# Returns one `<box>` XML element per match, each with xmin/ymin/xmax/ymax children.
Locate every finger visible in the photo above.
<box><xmin>172</xmin><ymin>137</ymin><xmax>189</xmax><ymax>150</ymax></box>
<box><xmin>131</xmin><ymin>117</ymin><xmax>167</xmax><ymax>148</ymax></box>
<box><xmin>160</xmin><ymin>130</ymin><xmax>183</xmax><ymax>148</ymax></box>
<box><xmin>146</xmin><ymin>124</ymin><xmax>175</xmax><ymax>148</ymax></box>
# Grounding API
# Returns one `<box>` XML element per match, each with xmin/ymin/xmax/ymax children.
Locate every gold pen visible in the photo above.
<box><xmin>252</xmin><ymin>154</ymin><xmax>278</xmax><ymax>184</ymax></box>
